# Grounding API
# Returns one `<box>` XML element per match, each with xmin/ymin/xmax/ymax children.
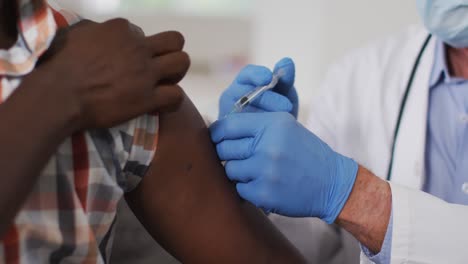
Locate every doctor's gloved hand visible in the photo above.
<box><xmin>218</xmin><ymin>58</ymin><xmax>299</xmax><ymax>119</ymax></box>
<box><xmin>210</xmin><ymin>112</ymin><xmax>359</xmax><ymax>224</ymax></box>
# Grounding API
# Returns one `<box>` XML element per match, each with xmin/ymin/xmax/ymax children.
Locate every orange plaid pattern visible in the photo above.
<box><xmin>0</xmin><ymin>0</ymin><xmax>56</xmax><ymax>75</ymax></box>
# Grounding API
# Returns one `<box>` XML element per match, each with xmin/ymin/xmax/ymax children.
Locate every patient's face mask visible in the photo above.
<box><xmin>417</xmin><ymin>0</ymin><xmax>468</xmax><ymax>48</ymax></box>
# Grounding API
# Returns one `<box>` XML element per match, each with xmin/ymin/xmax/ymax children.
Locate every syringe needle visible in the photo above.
<box><xmin>229</xmin><ymin>68</ymin><xmax>286</xmax><ymax>115</ymax></box>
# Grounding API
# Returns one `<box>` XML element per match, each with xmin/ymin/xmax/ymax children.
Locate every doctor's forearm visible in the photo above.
<box><xmin>336</xmin><ymin>166</ymin><xmax>392</xmax><ymax>253</ymax></box>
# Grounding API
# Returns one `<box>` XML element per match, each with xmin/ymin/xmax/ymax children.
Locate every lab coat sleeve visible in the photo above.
<box><xmin>390</xmin><ymin>183</ymin><xmax>468</xmax><ymax>263</ymax></box>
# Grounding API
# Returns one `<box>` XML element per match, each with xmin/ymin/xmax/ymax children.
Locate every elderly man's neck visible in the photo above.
<box><xmin>0</xmin><ymin>0</ymin><xmax>18</xmax><ymax>50</ymax></box>
<box><xmin>447</xmin><ymin>46</ymin><xmax>468</xmax><ymax>79</ymax></box>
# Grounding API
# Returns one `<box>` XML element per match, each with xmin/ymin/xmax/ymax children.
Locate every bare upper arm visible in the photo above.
<box><xmin>125</xmin><ymin>92</ymin><xmax>305</xmax><ymax>263</ymax></box>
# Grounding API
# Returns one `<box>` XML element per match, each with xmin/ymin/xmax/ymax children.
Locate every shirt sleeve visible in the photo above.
<box><xmin>109</xmin><ymin>114</ymin><xmax>160</xmax><ymax>192</ymax></box>
<box><xmin>360</xmin><ymin>210</ymin><xmax>393</xmax><ymax>264</ymax></box>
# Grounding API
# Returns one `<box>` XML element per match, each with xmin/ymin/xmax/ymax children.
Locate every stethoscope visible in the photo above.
<box><xmin>386</xmin><ymin>34</ymin><xmax>432</xmax><ymax>181</ymax></box>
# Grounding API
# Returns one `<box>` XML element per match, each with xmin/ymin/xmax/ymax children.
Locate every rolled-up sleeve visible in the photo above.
<box><xmin>110</xmin><ymin>114</ymin><xmax>160</xmax><ymax>192</ymax></box>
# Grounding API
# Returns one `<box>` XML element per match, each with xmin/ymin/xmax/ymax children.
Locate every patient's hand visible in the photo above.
<box><xmin>38</xmin><ymin>19</ymin><xmax>190</xmax><ymax>130</ymax></box>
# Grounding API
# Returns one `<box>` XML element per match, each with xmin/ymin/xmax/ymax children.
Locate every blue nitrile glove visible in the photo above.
<box><xmin>218</xmin><ymin>58</ymin><xmax>299</xmax><ymax>119</ymax></box>
<box><xmin>210</xmin><ymin>112</ymin><xmax>359</xmax><ymax>224</ymax></box>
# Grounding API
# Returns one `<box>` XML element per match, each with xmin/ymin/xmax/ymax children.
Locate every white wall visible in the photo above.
<box><xmin>252</xmin><ymin>0</ymin><xmax>419</xmax><ymax>121</ymax></box>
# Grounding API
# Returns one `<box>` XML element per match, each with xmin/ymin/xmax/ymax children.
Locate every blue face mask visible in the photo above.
<box><xmin>417</xmin><ymin>0</ymin><xmax>468</xmax><ymax>48</ymax></box>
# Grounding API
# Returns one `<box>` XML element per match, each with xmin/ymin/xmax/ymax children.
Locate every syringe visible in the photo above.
<box><xmin>229</xmin><ymin>68</ymin><xmax>286</xmax><ymax>115</ymax></box>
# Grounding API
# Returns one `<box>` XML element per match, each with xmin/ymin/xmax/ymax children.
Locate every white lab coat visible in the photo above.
<box><xmin>306</xmin><ymin>25</ymin><xmax>468</xmax><ymax>263</ymax></box>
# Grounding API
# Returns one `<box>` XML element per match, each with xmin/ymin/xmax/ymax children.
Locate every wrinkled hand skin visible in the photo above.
<box><xmin>336</xmin><ymin>166</ymin><xmax>392</xmax><ymax>254</ymax></box>
<box><xmin>38</xmin><ymin>19</ymin><xmax>190</xmax><ymax>130</ymax></box>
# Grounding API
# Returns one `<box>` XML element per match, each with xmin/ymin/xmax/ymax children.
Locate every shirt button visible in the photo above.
<box><xmin>462</xmin><ymin>183</ymin><xmax>468</xmax><ymax>194</ymax></box>
<box><xmin>459</xmin><ymin>114</ymin><xmax>468</xmax><ymax>123</ymax></box>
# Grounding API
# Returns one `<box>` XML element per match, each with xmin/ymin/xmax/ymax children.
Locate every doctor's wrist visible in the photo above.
<box><xmin>335</xmin><ymin>166</ymin><xmax>392</xmax><ymax>254</ymax></box>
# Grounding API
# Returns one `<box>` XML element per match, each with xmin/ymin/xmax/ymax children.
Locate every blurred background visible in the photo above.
<box><xmin>53</xmin><ymin>0</ymin><xmax>419</xmax><ymax>123</ymax></box>
<box><xmin>51</xmin><ymin>0</ymin><xmax>419</xmax><ymax>263</ymax></box>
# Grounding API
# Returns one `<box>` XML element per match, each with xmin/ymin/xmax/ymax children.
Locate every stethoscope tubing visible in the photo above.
<box><xmin>386</xmin><ymin>34</ymin><xmax>432</xmax><ymax>181</ymax></box>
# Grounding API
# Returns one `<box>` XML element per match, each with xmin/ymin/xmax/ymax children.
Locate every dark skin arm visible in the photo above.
<box><xmin>125</xmin><ymin>93</ymin><xmax>306</xmax><ymax>263</ymax></box>
<box><xmin>0</xmin><ymin>67</ymin><xmax>77</xmax><ymax>238</ymax></box>
<box><xmin>0</xmin><ymin>16</ymin><xmax>188</xmax><ymax>237</ymax></box>
<box><xmin>2</xmin><ymin>3</ymin><xmax>302</xmax><ymax>260</ymax></box>
<box><xmin>0</xmin><ymin>3</ymin><xmax>69</xmax><ymax>236</ymax></box>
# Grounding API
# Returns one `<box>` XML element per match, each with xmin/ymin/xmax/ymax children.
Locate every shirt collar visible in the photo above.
<box><xmin>0</xmin><ymin>0</ymin><xmax>57</xmax><ymax>76</ymax></box>
<box><xmin>429</xmin><ymin>39</ymin><xmax>468</xmax><ymax>87</ymax></box>
<box><xmin>429</xmin><ymin>40</ymin><xmax>451</xmax><ymax>87</ymax></box>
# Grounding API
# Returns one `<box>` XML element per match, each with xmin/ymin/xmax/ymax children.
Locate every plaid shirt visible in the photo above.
<box><xmin>0</xmin><ymin>1</ymin><xmax>159</xmax><ymax>263</ymax></box>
